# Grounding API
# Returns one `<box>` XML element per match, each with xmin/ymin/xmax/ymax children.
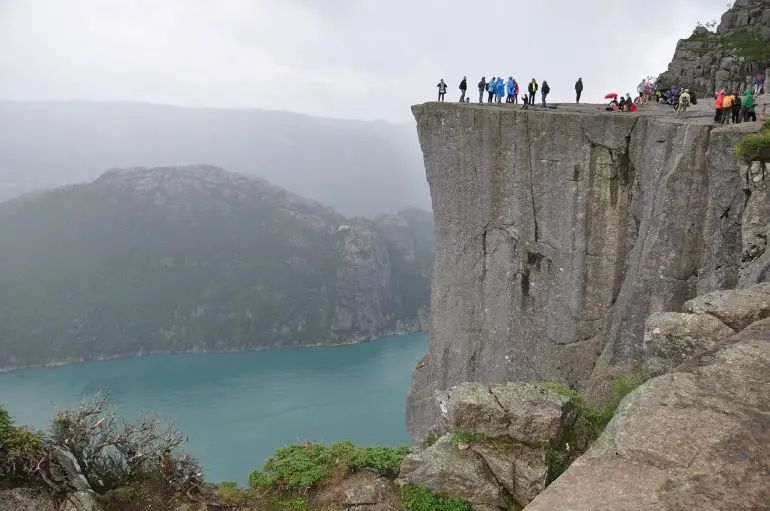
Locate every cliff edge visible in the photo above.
<box><xmin>406</xmin><ymin>100</ymin><xmax>769</xmax><ymax>443</ymax></box>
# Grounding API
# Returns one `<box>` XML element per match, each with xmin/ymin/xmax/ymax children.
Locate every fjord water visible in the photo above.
<box><xmin>0</xmin><ymin>333</ymin><xmax>427</xmax><ymax>484</ymax></box>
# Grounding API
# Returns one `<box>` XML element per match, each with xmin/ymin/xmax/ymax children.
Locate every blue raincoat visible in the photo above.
<box><xmin>506</xmin><ymin>77</ymin><xmax>515</xmax><ymax>96</ymax></box>
<box><xmin>495</xmin><ymin>78</ymin><xmax>505</xmax><ymax>97</ymax></box>
<box><xmin>487</xmin><ymin>77</ymin><xmax>496</xmax><ymax>92</ymax></box>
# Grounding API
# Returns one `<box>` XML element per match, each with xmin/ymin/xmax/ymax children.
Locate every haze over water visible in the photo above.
<box><xmin>0</xmin><ymin>333</ymin><xmax>427</xmax><ymax>484</ymax></box>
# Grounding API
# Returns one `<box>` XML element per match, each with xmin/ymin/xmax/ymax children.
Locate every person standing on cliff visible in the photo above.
<box><xmin>714</xmin><ymin>90</ymin><xmax>725</xmax><ymax>123</ymax></box>
<box><xmin>676</xmin><ymin>89</ymin><xmax>691</xmax><ymax>119</ymax></box>
<box><xmin>742</xmin><ymin>87</ymin><xmax>756</xmax><ymax>122</ymax></box>
<box><xmin>437</xmin><ymin>79</ymin><xmax>447</xmax><ymax>102</ymax></box>
<box><xmin>459</xmin><ymin>76</ymin><xmax>467</xmax><ymax>102</ymax></box>
<box><xmin>528</xmin><ymin>79</ymin><xmax>538</xmax><ymax>106</ymax></box>
<box><xmin>721</xmin><ymin>92</ymin><xmax>735</xmax><ymax>124</ymax></box>
<box><xmin>513</xmin><ymin>80</ymin><xmax>520</xmax><ymax>104</ymax></box>
<box><xmin>541</xmin><ymin>80</ymin><xmax>550</xmax><ymax>107</ymax></box>
<box><xmin>495</xmin><ymin>77</ymin><xmax>505</xmax><ymax>103</ymax></box>
<box><xmin>575</xmin><ymin>78</ymin><xmax>583</xmax><ymax>103</ymax></box>
<box><xmin>478</xmin><ymin>77</ymin><xmax>486</xmax><ymax>104</ymax></box>
<box><xmin>732</xmin><ymin>93</ymin><xmax>743</xmax><ymax>124</ymax></box>
<box><xmin>488</xmin><ymin>77</ymin><xmax>496</xmax><ymax>103</ymax></box>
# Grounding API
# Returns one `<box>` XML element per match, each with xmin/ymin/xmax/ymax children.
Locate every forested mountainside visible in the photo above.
<box><xmin>0</xmin><ymin>165</ymin><xmax>434</xmax><ymax>369</ymax></box>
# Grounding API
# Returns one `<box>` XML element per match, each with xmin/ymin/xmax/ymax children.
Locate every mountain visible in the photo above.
<box><xmin>0</xmin><ymin>100</ymin><xmax>429</xmax><ymax>216</ymax></box>
<box><xmin>0</xmin><ymin>165</ymin><xmax>434</xmax><ymax>369</ymax></box>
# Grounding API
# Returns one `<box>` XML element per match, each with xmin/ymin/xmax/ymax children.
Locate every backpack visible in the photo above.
<box><xmin>681</xmin><ymin>94</ymin><xmax>690</xmax><ymax>107</ymax></box>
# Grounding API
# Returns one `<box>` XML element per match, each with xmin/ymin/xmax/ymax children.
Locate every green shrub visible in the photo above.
<box><xmin>423</xmin><ymin>432</ymin><xmax>440</xmax><ymax>447</ymax></box>
<box><xmin>725</xmin><ymin>29</ymin><xmax>770</xmax><ymax>60</ymax></box>
<box><xmin>735</xmin><ymin>131</ymin><xmax>770</xmax><ymax>162</ymax></box>
<box><xmin>0</xmin><ymin>405</ymin><xmax>46</xmax><ymax>480</ymax></box>
<box><xmin>400</xmin><ymin>485</ymin><xmax>470</xmax><ymax>511</ymax></box>
<box><xmin>249</xmin><ymin>441</ymin><xmax>408</xmax><ymax>491</ymax></box>
<box><xmin>450</xmin><ymin>430</ymin><xmax>478</xmax><ymax>445</ymax></box>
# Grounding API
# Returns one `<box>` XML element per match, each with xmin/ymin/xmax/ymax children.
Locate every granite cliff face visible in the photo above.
<box><xmin>657</xmin><ymin>0</ymin><xmax>770</xmax><ymax>94</ymax></box>
<box><xmin>406</xmin><ymin>101</ymin><xmax>769</xmax><ymax>443</ymax></box>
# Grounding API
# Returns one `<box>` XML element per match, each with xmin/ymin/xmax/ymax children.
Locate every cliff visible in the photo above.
<box><xmin>406</xmin><ymin>101</ymin><xmax>769</xmax><ymax>443</ymax></box>
<box><xmin>657</xmin><ymin>0</ymin><xmax>770</xmax><ymax>94</ymax></box>
<box><xmin>0</xmin><ymin>166</ymin><xmax>433</xmax><ymax>370</ymax></box>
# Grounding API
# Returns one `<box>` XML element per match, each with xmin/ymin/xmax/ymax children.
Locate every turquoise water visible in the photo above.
<box><xmin>0</xmin><ymin>333</ymin><xmax>427</xmax><ymax>484</ymax></box>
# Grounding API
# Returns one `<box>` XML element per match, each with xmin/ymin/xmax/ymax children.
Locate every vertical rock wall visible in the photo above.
<box><xmin>406</xmin><ymin>103</ymin><xmax>760</xmax><ymax>443</ymax></box>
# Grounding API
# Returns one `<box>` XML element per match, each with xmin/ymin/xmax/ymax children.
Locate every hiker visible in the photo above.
<box><xmin>459</xmin><ymin>76</ymin><xmax>467</xmax><ymax>102</ymax></box>
<box><xmin>495</xmin><ymin>77</ymin><xmax>505</xmax><ymax>103</ymax></box>
<box><xmin>676</xmin><ymin>89</ymin><xmax>691</xmax><ymax>119</ymax></box>
<box><xmin>541</xmin><ymin>80</ymin><xmax>550</xmax><ymax>107</ymax></box>
<box><xmin>714</xmin><ymin>90</ymin><xmax>725</xmax><ymax>123</ymax></box>
<box><xmin>742</xmin><ymin>87</ymin><xmax>756</xmax><ymax>122</ymax></box>
<box><xmin>488</xmin><ymin>77</ymin><xmax>496</xmax><ymax>103</ymax></box>
<box><xmin>732</xmin><ymin>93</ymin><xmax>743</xmax><ymax>124</ymax></box>
<box><xmin>512</xmin><ymin>80</ymin><xmax>519</xmax><ymax>104</ymax></box>
<box><xmin>437</xmin><ymin>79</ymin><xmax>447</xmax><ymax>102</ymax></box>
<box><xmin>575</xmin><ymin>78</ymin><xmax>583</xmax><ymax>103</ymax></box>
<box><xmin>478</xmin><ymin>77</ymin><xmax>486</xmax><ymax>104</ymax></box>
<box><xmin>506</xmin><ymin>77</ymin><xmax>515</xmax><ymax>103</ymax></box>
<box><xmin>643</xmin><ymin>81</ymin><xmax>652</xmax><ymax>104</ymax></box>
<box><xmin>721</xmin><ymin>92</ymin><xmax>735</xmax><ymax>124</ymax></box>
<box><xmin>528</xmin><ymin>79</ymin><xmax>538</xmax><ymax>106</ymax></box>
<box><xmin>754</xmin><ymin>72</ymin><xmax>765</xmax><ymax>95</ymax></box>
<box><xmin>637</xmin><ymin>80</ymin><xmax>645</xmax><ymax>104</ymax></box>
<box><xmin>625</xmin><ymin>92</ymin><xmax>633</xmax><ymax>110</ymax></box>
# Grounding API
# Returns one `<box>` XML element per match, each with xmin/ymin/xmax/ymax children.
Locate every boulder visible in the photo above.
<box><xmin>471</xmin><ymin>439</ymin><xmax>548</xmax><ymax>508</ymax></box>
<box><xmin>53</xmin><ymin>446</ymin><xmax>92</xmax><ymax>492</ymax></box>
<box><xmin>683</xmin><ymin>285</ymin><xmax>770</xmax><ymax>331</ymax></box>
<box><xmin>0</xmin><ymin>488</ymin><xmax>55</xmax><ymax>511</ymax></box>
<box><xmin>397</xmin><ymin>435</ymin><xmax>507</xmax><ymax>508</ymax></box>
<box><xmin>525</xmin><ymin>322</ymin><xmax>770</xmax><ymax>511</ymax></box>
<box><xmin>490</xmin><ymin>383</ymin><xmax>573</xmax><ymax>447</ymax></box>
<box><xmin>435</xmin><ymin>382</ymin><xmax>509</xmax><ymax>438</ymax></box>
<box><xmin>642</xmin><ymin>312</ymin><xmax>735</xmax><ymax>375</ymax></box>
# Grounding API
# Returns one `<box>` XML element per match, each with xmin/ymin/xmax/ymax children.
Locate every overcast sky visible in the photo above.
<box><xmin>0</xmin><ymin>0</ymin><xmax>729</xmax><ymax>122</ymax></box>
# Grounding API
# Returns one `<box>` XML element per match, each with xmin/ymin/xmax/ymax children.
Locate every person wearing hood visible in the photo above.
<box><xmin>742</xmin><ymin>87</ymin><xmax>756</xmax><ymax>122</ymax></box>
<box><xmin>495</xmin><ymin>77</ymin><xmax>505</xmax><ymax>103</ymax></box>
<box><xmin>506</xmin><ymin>77</ymin><xmax>515</xmax><ymax>103</ymax></box>
<box><xmin>575</xmin><ymin>78</ymin><xmax>583</xmax><ymax>103</ymax></box>
<box><xmin>714</xmin><ymin>90</ymin><xmax>725</xmax><ymax>122</ymax></box>
<box><xmin>721</xmin><ymin>92</ymin><xmax>735</xmax><ymax>124</ymax></box>
<box><xmin>541</xmin><ymin>80</ymin><xmax>551</xmax><ymax>107</ymax></box>
<box><xmin>676</xmin><ymin>89</ymin><xmax>691</xmax><ymax>119</ymax></box>
<box><xmin>437</xmin><ymin>79</ymin><xmax>447</xmax><ymax>102</ymax></box>
<box><xmin>478</xmin><ymin>77</ymin><xmax>487</xmax><ymax>104</ymax></box>
<box><xmin>488</xmin><ymin>77</ymin><xmax>496</xmax><ymax>103</ymax></box>
<box><xmin>459</xmin><ymin>76</ymin><xmax>467</xmax><ymax>102</ymax></box>
<box><xmin>528</xmin><ymin>79</ymin><xmax>538</xmax><ymax>106</ymax></box>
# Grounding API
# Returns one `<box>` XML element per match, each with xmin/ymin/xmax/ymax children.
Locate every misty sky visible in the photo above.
<box><xmin>1</xmin><ymin>0</ymin><xmax>729</xmax><ymax>122</ymax></box>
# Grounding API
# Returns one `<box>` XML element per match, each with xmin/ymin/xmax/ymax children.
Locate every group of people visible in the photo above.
<box><xmin>437</xmin><ymin>77</ymin><xmax>551</xmax><ymax>106</ymax></box>
<box><xmin>438</xmin><ymin>76</ymin><xmax>584</xmax><ymax>107</ymax></box>
<box><xmin>711</xmin><ymin>88</ymin><xmax>759</xmax><ymax>123</ymax></box>
<box><xmin>606</xmin><ymin>93</ymin><xmax>638</xmax><ymax>112</ymax></box>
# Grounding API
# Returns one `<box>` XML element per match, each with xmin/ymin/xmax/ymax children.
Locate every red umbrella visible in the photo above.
<box><xmin>605</xmin><ymin>93</ymin><xmax>618</xmax><ymax>99</ymax></box>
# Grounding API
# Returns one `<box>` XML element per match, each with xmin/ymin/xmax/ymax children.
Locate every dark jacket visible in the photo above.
<box><xmin>459</xmin><ymin>78</ymin><xmax>467</xmax><ymax>91</ymax></box>
<box><xmin>528</xmin><ymin>81</ymin><xmax>538</xmax><ymax>94</ymax></box>
<box><xmin>575</xmin><ymin>79</ymin><xmax>583</xmax><ymax>92</ymax></box>
<box><xmin>478</xmin><ymin>79</ymin><xmax>486</xmax><ymax>91</ymax></box>
<box><xmin>542</xmin><ymin>82</ymin><xmax>550</xmax><ymax>94</ymax></box>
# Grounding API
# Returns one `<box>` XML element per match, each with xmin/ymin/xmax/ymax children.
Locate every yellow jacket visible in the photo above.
<box><xmin>723</xmin><ymin>95</ymin><xmax>735</xmax><ymax>109</ymax></box>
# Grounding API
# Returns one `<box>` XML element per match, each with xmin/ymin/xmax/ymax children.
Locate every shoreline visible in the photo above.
<box><xmin>0</xmin><ymin>327</ymin><xmax>428</xmax><ymax>374</ymax></box>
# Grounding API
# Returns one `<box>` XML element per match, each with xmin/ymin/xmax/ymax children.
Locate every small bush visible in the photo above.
<box><xmin>0</xmin><ymin>405</ymin><xmax>50</xmax><ymax>484</ymax></box>
<box><xmin>400</xmin><ymin>485</ymin><xmax>469</xmax><ymax>511</ymax></box>
<box><xmin>249</xmin><ymin>441</ymin><xmax>408</xmax><ymax>492</ymax></box>
<box><xmin>423</xmin><ymin>432</ymin><xmax>440</xmax><ymax>447</ymax></box>
<box><xmin>735</xmin><ymin>132</ymin><xmax>770</xmax><ymax>162</ymax></box>
<box><xmin>450</xmin><ymin>430</ymin><xmax>478</xmax><ymax>445</ymax></box>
